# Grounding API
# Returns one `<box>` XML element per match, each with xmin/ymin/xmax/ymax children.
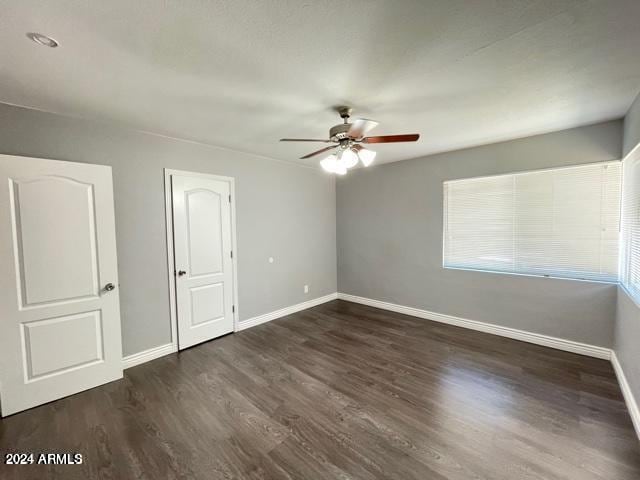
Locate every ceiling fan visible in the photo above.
<box><xmin>280</xmin><ymin>107</ymin><xmax>420</xmax><ymax>174</ymax></box>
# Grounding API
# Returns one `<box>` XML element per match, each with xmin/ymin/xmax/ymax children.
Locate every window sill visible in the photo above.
<box><xmin>443</xmin><ymin>265</ymin><xmax>619</xmax><ymax>285</ymax></box>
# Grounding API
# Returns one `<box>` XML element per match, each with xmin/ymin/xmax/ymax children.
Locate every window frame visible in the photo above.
<box><xmin>620</xmin><ymin>146</ymin><xmax>640</xmax><ymax>302</ymax></box>
<box><xmin>442</xmin><ymin>160</ymin><xmax>622</xmax><ymax>284</ymax></box>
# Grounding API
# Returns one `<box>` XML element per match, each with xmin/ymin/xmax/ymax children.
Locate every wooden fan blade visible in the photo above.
<box><xmin>347</xmin><ymin>119</ymin><xmax>379</xmax><ymax>139</ymax></box>
<box><xmin>300</xmin><ymin>145</ymin><xmax>337</xmax><ymax>159</ymax></box>
<box><xmin>362</xmin><ymin>134</ymin><xmax>420</xmax><ymax>144</ymax></box>
<box><xmin>280</xmin><ymin>138</ymin><xmax>332</xmax><ymax>142</ymax></box>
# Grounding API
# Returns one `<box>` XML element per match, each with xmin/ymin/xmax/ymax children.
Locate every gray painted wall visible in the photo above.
<box><xmin>615</xmin><ymin>288</ymin><xmax>640</xmax><ymax>401</ymax></box>
<box><xmin>0</xmin><ymin>103</ymin><xmax>337</xmax><ymax>356</ymax></box>
<box><xmin>337</xmin><ymin>121</ymin><xmax>622</xmax><ymax>347</ymax></box>
<box><xmin>614</xmin><ymin>90</ymin><xmax>640</xmax><ymax>407</ymax></box>
<box><xmin>623</xmin><ymin>91</ymin><xmax>640</xmax><ymax>157</ymax></box>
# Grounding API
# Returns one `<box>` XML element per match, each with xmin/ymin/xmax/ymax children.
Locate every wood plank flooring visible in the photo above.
<box><xmin>1</xmin><ymin>299</ymin><xmax>639</xmax><ymax>479</ymax></box>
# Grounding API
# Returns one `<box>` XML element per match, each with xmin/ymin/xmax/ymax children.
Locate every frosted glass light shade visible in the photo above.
<box><xmin>334</xmin><ymin>162</ymin><xmax>347</xmax><ymax>175</ymax></box>
<box><xmin>340</xmin><ymin>148</ymin><xmax>359</xmax><ymax>168</ymax></box>
<box><xmin>320</xmin><ymin>155</ymin><xmax>338</xmax><ymax>173</ymax></box>
<box><xmin>358</xmin><ymin>147</ymin><xmax>376</xmax><ymax>167</ymax></box>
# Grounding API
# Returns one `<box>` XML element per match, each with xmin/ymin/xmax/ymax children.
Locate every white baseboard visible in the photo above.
<box><xmin>236</xmin><ymin>293</ymin><xmax>338</xmax><ymax>331</ymax></box>
<box><xmin>122</xmin><ymin>343</ymin><xmax>177</xmax><ymax>370</ymax></box>
<box><xmin>611</xmin><ymin>351</ymin><xmax>640</xmax><ymax>439</ymax></box>
<box><xmin>337</xmin><ymin>293</ymin><xmax>611</xmax><ymax>360</ymax></box>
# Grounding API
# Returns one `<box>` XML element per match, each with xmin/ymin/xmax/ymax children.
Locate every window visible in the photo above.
<box><xmin>621</xmin><ymin>149</ymin><xmax>640</xmax><ymax>299</ymax></box>
<box><xmin>443</xmin><ymin>161</ymin><xmax>621</xmax><ymax>282</ymax></box>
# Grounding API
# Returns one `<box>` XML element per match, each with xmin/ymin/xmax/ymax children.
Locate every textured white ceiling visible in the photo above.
<box><xmin>0</xmin><ymin>0</ymin><xmax>639</xmax><ymax>166</ymax></box>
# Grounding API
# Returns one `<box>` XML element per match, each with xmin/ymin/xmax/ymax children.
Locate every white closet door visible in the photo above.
<box><xmin>172</xmin><ymin>174</ymin><xmax>235</xmax><ymax>349</ymax></box>
<box><xmin>0</xmin><ymin>154</ymin><xmax>122</xmax><ymax>417</ymax></box>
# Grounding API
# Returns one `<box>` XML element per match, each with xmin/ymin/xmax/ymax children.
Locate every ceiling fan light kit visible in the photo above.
<box><xmin>280</xmin><ymin>107</ymin><xmax>420</xmax><ymax>175</ymax></box>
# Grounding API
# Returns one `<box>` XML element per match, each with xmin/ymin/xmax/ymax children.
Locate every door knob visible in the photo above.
<box><xmin>104</xmin><ymin>283</ymin><xmax>115</xmax><ymax>291</ymax></box>
<box><xmin>178</xmin><ymin>270</ymin><xmax>186</xmax><ymax>276</ymax></box>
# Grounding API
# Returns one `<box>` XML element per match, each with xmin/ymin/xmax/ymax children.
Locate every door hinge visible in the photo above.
<box><xmin>230</xmin><ymin>250</ymin><xmax>233</xmax><ymax>259</ymax></box>
<box><xmin>232</xmin><ymin>305</ymin><xmax>235</xmax><ymax>313</ymax></box>
<box><xmin>228</xmin><ymin>194</ymin><xmax>231</xmax><ymax>203</ymax></box>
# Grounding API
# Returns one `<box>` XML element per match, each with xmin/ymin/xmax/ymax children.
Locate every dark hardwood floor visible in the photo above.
<box><xmin>1</xmin><ymin>299</ymin><xmax>639</xmax><ymax>479</ymax></box>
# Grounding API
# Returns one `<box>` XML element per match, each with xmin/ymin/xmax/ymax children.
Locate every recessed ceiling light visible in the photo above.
<box><xmin>26</xmin><ymin>32</ymin><xmax>59</xmax><ymax>48</ymax></box>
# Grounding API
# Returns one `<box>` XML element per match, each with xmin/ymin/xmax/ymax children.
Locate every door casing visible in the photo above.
<box><xmin>163</xmin><ymin>169</ymin><xmax>239</xmax><ymax>349</ymax></box>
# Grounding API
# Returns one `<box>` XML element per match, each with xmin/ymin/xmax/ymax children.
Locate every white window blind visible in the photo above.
<box><xmin>621</xmin><ymin>150</ymin><xmax>640</xmax><ymax>300</ymax></box>
<box><xmin>443</xmin><ymin>161</ymin><xmax>621</xmax><ymax>282</ymax></box>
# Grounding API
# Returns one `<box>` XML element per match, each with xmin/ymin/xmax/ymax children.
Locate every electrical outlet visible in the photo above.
<box><xmin>304</xmin><ymin>285</ymin><xmax>309</xmax><ymax>294</ymax></box>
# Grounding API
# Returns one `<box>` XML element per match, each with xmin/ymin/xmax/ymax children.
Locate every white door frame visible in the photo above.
<box><xmin>163</xmin><ymin>169</ymin><xmax>239</xmax><ymax>348</ymax></box>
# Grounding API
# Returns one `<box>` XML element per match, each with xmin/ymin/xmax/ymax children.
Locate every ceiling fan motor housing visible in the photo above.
<box><xmin>329</xmin><ymin>123</ymin><xmax>352</xmax><ymax>141</ymax></box>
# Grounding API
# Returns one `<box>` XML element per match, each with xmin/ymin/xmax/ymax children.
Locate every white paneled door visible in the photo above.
<box><xmin>0</xmin><ymin>154</ymin><xmax>122</xmax><ymax>417</ymax></box>
<box><xmin>171</xmin><ymin>174</ymin><xmax>235</xmax><ymax>349</ymax></box>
